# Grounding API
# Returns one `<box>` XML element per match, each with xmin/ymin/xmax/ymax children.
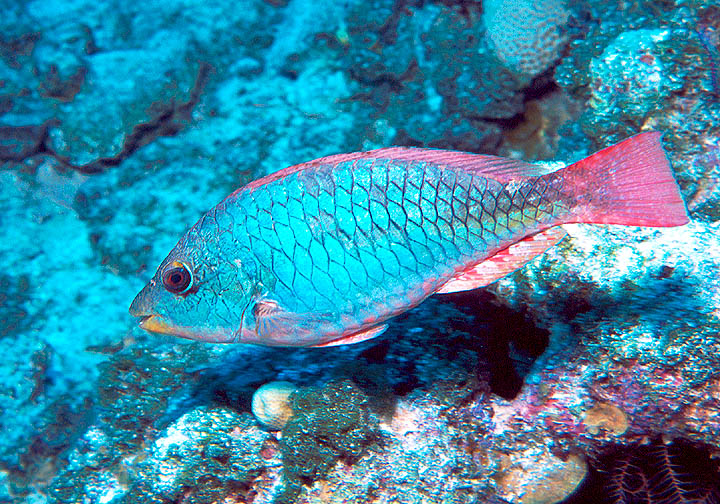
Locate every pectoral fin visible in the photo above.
<box><xmin>252</xmin><ymin>299</ymin><xmax>333</xmax><ymax>345</ymax></box>
<box><xmin>437</xmin><ymin>226</ymin><xmax>568</xmax><ymax>294</ymax></box>
<box><xmin>310</xmin><ymin>324</ymin><xmax>389</xmax><ymax>348</ymax></box>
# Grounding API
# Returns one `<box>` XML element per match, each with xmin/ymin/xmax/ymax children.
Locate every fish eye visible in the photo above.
<box><xmin>162</xmin><ymin>262</ymin><xmax>193</xmax><ymax>294</ymax></box>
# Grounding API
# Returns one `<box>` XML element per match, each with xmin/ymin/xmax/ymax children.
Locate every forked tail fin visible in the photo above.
<box><xmin>563</xmin><ymin>132</ymin><xmax>689</xmax><ymax>227</ymax></box>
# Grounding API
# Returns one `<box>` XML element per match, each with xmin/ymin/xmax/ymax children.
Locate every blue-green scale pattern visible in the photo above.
<box><xmin>211</xmin><ymin>158</ymin><xmax>567</xmax><ymax>338</ymax></box>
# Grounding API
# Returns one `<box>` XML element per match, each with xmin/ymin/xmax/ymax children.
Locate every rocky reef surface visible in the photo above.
<box><xmin>1</xmin><ymin>0</ymin><xmax>719</xmax><ymax>502</ymax></box>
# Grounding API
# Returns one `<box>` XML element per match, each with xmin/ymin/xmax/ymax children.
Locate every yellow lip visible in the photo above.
<box><xmin>136</xmin><ymin>314</ymin><xmax>235</xmax><ymax>343</ymax></box>
<box><xmin>138</xmin><ymin>315</ymin><xmax>179</xmax><ymax>336</ymax></box>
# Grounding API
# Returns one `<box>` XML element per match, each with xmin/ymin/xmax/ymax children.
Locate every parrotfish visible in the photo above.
<box><xmin>130</xmin><ymin>132</ymin><xmax>689</xmax><ymax>346</ymax></box>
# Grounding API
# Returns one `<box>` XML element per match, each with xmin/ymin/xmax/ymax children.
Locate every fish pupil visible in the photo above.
<box><xmin>162</xmin><ymin>265</ymin><xmax>192</xmax><ymax>294</ymax></box>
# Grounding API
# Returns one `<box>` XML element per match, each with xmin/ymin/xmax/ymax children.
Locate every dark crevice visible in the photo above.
<box><xmin>0</xmin><ymin>119</ymin><xmax>59</xmax><ymax>163</ymax></box>
<box><xmin>424</xmin><ymin>0</ymin><xmax>482</xmax><ymax>20</ymax></box>
<box><xmin>698</xmin><ymin>6</ymin><xmax>720</xmax><ymax>97</ymax></box>
<box><xmin>0</xmin><ymin>32</ymin><xmax>40</xmax><ymax>69</ymax></box>
<box><xmin>441</xmin><ymin>290</ymin><xmax>550</xmax><ymax>400</ymax></box>
<box><xmin>521</xmin><ymin>68</ymin><xmax>561</xmax><ymax>103</ymax></box>
<box><xmin>39</xmin><ymin>64</ymin><xmax>88</xmax><ymax>102</ymax></box>
<box><xmin>377</xmin><ymin>0</ymin><xmax>412</xmax><ymax>46</ymax></box>
<box><xmin>562</xmin><ymin>439</ymin><xmax>720</xmax><ymax>504</ymax></box>
<box><xmin>480</xmin><ymin>71</ymin><xmax>561</xmax><ymax>130</ymax></box>
<box><xmin>347</xmin><ymin>57</ymin><xmax>419</xmax><ymax>106</ymax></box>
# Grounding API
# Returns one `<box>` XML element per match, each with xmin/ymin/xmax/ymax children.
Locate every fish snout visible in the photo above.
<box><xmin>129</xmin><ymin>285</ymin><xmax>171</xmax><ymax>334</ymax></box>
<box><xmin>129</xmin><ymin>284</ymin><xmax>153</xmax><ymax>318</ymax></box>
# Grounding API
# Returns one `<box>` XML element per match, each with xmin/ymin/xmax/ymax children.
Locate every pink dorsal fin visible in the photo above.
<box><xmin>359</xmin><ymin>147</ymin><xmax>548</xmax><ymax>182</ymax></box>
<box><xmin>243</xmin><ymin>147</ymin><xmax>548</xmax><ymax>192</ymax></box>
<box><xmin>310</xmin><ymin>324</ymin><xmax>389</xmax><ymax>348</ymax></box>
<box><xmin>436</xmin><ymin>227</ymin><xmax>568</xmax><ymax>294</ymax></box>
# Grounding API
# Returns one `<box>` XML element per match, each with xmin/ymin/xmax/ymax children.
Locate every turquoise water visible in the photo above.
<box><xmin>1</xmin><ymin>0</ymin><xmax>719</xmax><ymax>502</ymax></box>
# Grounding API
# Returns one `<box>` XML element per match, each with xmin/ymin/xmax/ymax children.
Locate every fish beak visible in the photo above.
<box><xmin>129</xmin><ymin>284</ymin><xmax>237</xmax><ymax>343</ymax></box>
<box><xmin>129</xmin><ymin>283</ymin><xmax>152</xmax><ymax>318</ymax></box>
<box><xmin>137</xmin><ymin>314</ymin><xmax>177</xmax><ymax>335</ymax></box>
<box><xmin>133</xmin><ymin>312</ymin><xmax>237</xmax><ymax>343</ymax></box>
<box><xmin>133</xmin><ymin>312</ymin><xmax>196</xmax><ymax>339</ymax></box>
<box><xmin>129</xmin><ymin>287</ymin><xmax>178</xmax><ymax>335</ymax></box>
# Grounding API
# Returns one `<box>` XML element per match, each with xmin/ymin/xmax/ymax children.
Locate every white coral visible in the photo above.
<box><xmin>251</xmin><ymin>381</ymin><xmax>297</xmax><ymax>430</ymax></box>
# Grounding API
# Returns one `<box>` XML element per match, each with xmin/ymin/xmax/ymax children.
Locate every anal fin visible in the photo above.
<box><xmin>310</xmin><ymin>324</ymin><xmax>389</xmax><ymax>348</ymax></box>
<box><xmin>436</xmin><ymin>227</ymin><xmax>568</xmax><ymax>294</ymax></box>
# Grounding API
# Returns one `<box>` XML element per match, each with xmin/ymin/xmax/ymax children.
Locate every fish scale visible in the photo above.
<box><xmin>130</xmin><ymin>133</ymin><xmax>689</xmax><ymax>346</ymax></box>
<box><xmin>215</xmin><ymin>159</ymin><xmax>562</xmax><ymax>333</ymax></box>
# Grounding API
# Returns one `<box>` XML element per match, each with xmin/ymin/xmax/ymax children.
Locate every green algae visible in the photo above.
<box><xmin>277</xmin><ymin>380</ymin><xmax>377</xmax><ymax>503</ymax></box>
<box><xmin>96</xmin><ymin>345</ymin><xmax>190</xmax><ymax>453</ymax></box>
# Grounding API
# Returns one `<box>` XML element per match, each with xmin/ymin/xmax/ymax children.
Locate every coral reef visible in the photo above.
<box><xmin>1</xmin><ymin>0</ymin><xmax>719</xmax><ymax>502</ymax></box>
<box><xmin>569</xmin><ymin>439</ymin><xmax>720</xmax><ymax>504</ymax></box>
<box><xmin>586</xmin><ymin>29</ymin><xmax>683</xmax><ymax>143</ymax></box>
<box><xmin>127</xmin><ymin>408</ymin><xmax>271</xmax><ymax>504</ymax></box>
<box><xmin>0</xmin><ymin>0</ymin><xmax>281</xmax><ymax>167</ymax></box>
<box><xmin>53</xmin><ymin>407</ymin><xmax>273</xmax><ymax>504</ymax></box>
<box><xmin>493</xmin><ymin>448</ymin><xmax>586</xmax><ymax>504</ymax></box>
<box><xmin>277</xmin><ymin>380</ymin><xmax>377</xmax><ymax>502</ymax></box>
<box><xmin>556</xmin><ymin>2</ymin><xmax>720</xmax><ymax>220</ymax></box>
<box><xmin>335</xmin><ymin>0</ymin><xmax>528</xmax><ymax>152</ymax></box>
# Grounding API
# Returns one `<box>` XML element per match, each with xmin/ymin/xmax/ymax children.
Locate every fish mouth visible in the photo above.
<box><xmin>133</xmin><ymin>313</ymin><xmax>236</xmax><ymax>343</ymax></box>
<box><xmin>137</xmin><ymin>314</ymin><xmax>179</xmax><ymax>336</ymax></box>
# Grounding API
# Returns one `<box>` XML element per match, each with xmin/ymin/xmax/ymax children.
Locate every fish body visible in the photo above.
<box><xmin>130</xmin><ymin>132</ymin><xmax>689</xmax><ymax>346</ymax></box>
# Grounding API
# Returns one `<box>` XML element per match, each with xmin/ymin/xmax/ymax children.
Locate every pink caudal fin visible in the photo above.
<box><xmin>564</xmin><ymin>132</ymin><xmax>690</xmax><ymax>227</ymax></box>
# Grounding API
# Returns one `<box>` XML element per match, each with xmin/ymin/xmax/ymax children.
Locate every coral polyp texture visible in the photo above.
<box><xmin>483</xmin><ymin>0</ymin><xmax>569</xmax><ymax>79</ymax></box>
<box><xmin>1</xmin><ymin>0</ymin><xmax>720</xmax><ymax>503</ymax></box>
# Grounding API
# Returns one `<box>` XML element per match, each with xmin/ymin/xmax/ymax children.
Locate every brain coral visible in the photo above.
<box><xmin>484</xmin><ymin>0</ymin><xmax>569</xmax><ymax>79</ymax></box>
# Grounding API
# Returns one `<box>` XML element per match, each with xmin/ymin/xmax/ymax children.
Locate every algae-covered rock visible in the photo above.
<box><xmin>127</xmin><ymin>407</ymin><xmax>271</xmax><ymax>503</ymax></box>
<box><xmin>493</xmin><ymin>447</ymin><xmax>587</xmax><ymax>504</ymax></box>
<box><xmin>49</xmin><ymin>342</ymin><xmax>225</xmax><ymax>502</ymax></box>
<box><xmin>95</xmin><ymin>344</ymin><xmax>191</xmax><ymax>452</ymax></box>
<box><xmin>555</xmin><ymin>4</ymin><xmax>720</xmax><ymax>220</ymax></box>
<box><xmin>52</xmin><ymin>407</ymin><xmax>272</xmax><ymax>504</ymax></box>
<box><xmin>586</xmin><ymin>29</ymin><xmax>683</xmax><ymax>144</ymax></box>
<box><xmin>0</xmin><ymin>0</ymin><xmax>281</xmax><ymax>166</ymax></box>
<box><xmin>488</xmin><ymin>221</ymin><xmax>720</xmax><ymax>450</ymax></box>
<box><xmin>336</xmin><ymin>0</ymin><xmax>516</xmax><ymax>152</ymax></box>
<box><xmin>277</xmin><ymin>380</ymin><xmax>376</xmax><ymax>502</ymax></box>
